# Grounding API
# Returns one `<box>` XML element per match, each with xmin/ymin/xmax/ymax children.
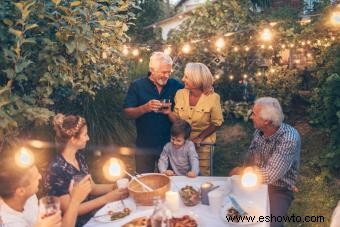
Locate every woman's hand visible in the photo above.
<box><xmin>68</xmin><ymin>175</ymin><xmax>92</xmax><ymax>204</ymax></box>
<box><xmin>186</xmin><ymin>171</ymin><xmax>196</xmax><ymax>178</ymax></box>
<box><xmin>163</xmin><ymin>170</ymin><xmax>175</xmax><ymax>176</ymax></box>
<box><xmin>35</xmin><ymin>211</ymin><xmax>62</xmax><ymax>227</ymax></box>
<box><xmin>104</xmin><ymin>188</ymin><xmax>129</xmax><ymax>202</ymax></box>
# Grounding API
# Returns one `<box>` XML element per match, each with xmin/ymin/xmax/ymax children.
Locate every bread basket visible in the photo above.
<box><xmin>128</xmin><ymin>173</ymin><xmax>170</xmax><ymax>206</ymax></box>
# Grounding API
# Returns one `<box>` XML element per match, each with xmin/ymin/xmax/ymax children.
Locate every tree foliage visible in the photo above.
<box><xmin>0</xmin><ymin>0</ymin><xmax>136</xmax><ymax>147</ymax></box>
<box><xmin>167</xmin><ymin>0</ymin><xmax>304</xmax><ymax>113</ymax></box>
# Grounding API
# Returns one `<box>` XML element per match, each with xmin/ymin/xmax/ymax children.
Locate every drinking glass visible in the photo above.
<box><xmin>39</xmin><ymin>196</ymin><xmax>60</xmax><ymax>218</ymax></box>
<box><xmin>160</xmin><ymin>99</ymin><xmax>171</xmax><ymax>111</ymax></box>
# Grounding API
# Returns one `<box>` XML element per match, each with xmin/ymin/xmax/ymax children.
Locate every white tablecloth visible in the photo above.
<box><xmin>84</xmin><ymin>176</ymin><xmax>269</xmax><ymax>227</ymax></box>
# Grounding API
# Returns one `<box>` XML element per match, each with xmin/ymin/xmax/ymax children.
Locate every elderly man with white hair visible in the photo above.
<box><xmin>123</xmin><ymin>52</ymin><xmax>183</xmax><ymax>173</ymax></box>
<box><xmin>230</xmin><ymin>97</ymin><xmax>301</xmax><ymax>227</ymax></box>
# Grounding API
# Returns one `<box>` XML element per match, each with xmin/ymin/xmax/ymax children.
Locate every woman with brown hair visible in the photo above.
<box><xmin>44</xmin><ymin>114</ymin><xmax>128</xmax><ymax>227</ymax></box>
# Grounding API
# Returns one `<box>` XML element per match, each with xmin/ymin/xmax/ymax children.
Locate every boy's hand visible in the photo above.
<box><xmin>163</xmin><ymin>170</ymin><xmax>175</xmax><ymax>176</ymax></box>
<box><xmin>187</xmin><ymin>171</ymin><xmax>196</xmax><ymax>178</ymax></box>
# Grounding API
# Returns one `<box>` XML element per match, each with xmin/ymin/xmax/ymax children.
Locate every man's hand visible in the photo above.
<box><xmin>35</xmin><ymin>211</ymin><xmax>62</xmax><ymax>227</ymax></box>
<box><xmin>229</xmin><ymin>167</ymin><xmax>244</xmax><ymax>176</ymax></box>
<box><xmin>186</xmin><ymin>171</ymin><xmax>196</xmax><ymax>178</ymax></box>
<box><xmin>163</xmin><ymin>170</ymin><xmax>175</xmax><ymax>176</ymax></box>
<box><xmin>144</xmin><ymin>99</ymin><xmax>162</xmax><ymax>112</ymax></box>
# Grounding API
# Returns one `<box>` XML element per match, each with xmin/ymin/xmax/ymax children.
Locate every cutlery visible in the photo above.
<box><xmin>228</xmin><ymin>196</ymin><xmax>248</xmax><ymax>216</ymax></box>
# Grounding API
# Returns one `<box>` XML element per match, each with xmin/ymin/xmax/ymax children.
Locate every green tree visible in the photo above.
<box><xmin>128</xmin><ymin>0</ymin><xmax>170</xmax><ymax>43</ymax></box>
<box><xmin>0</xmin><ymin>0</ymin><xmax>136</xmax><ymax>148</ymax></box>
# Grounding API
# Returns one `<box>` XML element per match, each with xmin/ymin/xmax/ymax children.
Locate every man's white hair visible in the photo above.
<box><xmin>149</xmin><ymin>52</ymin><xmax>173</xmax><ymax>70</ymax></box>
<box><xmin>255</xmin><ymin>97</ymin><xmax>284</xmax><ymax>127</ymax></box>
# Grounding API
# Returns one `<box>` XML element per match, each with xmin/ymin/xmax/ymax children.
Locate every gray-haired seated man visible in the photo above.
<box><xmin>230</xmin><ymin>97</ymin><xmax>301</xmax><ymax>227</ymax></box>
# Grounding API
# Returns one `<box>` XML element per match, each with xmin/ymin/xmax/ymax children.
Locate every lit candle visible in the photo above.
<box><xmin>108</xmin><ymin>158</ymin><xmax>121</xmax><ymax>177</ymax></box>
<box><xmin>15</xmin><ymin>147</ymin><xmax>34</xmax><ymax>167</ymax></box>
<box><xmin>165</xmin><ymin>191</ymin><xmax>179</xmax><ymax>212</ymax></box>
<box><xmin>200</xmin><ymin>182</ymin><xmax>213</xmax><ymax>205</ymax></box>
<box><xmin>241</xmin><ymin>167</ymin><xmax>258</xmax><ymax>188</ymax></box>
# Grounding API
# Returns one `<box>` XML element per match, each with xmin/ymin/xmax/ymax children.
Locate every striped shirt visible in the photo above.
<box><xmin>247</xmin><ymin>123</ymin><xmax>301</xmax><ymax>190</ymax></box>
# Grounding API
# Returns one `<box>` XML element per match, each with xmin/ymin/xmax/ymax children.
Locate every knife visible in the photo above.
<box><xmin>228</xmin><ymin>196</ymin><xmax>248</xmax><ymax>216</ymax></box>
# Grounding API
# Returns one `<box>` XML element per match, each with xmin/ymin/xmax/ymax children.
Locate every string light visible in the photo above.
<box><xmin>233</xmin><ymin>46</ymin><xmax>239</xmax><ymax>52</ymax></box>
<box><xmin>182</xmin><ymin>44</ymin><xmax>191</xmax><ymax>54</ymax></box>
<box><xmin>243</xmin><ymin>74</ymin><xmax>248</xmax><ymax>79</ymax></box>
<box><xmin>257</xmin><ymin>72</ymin><xmax>262</xmax><ymax>76</ymax></box>
<box><xmin>268</xmin><ymin>45</ymin><xmax>273</xmax><ymax>50</ymax></box>
<box><xmin>245</xmin><ymin>46</ymin><xmax>250</xmax><ymax>51</ymax></box>
<box><xmin>270</xmin><ymin>68</ymin><xmax>275</xmax><ymax>73</ymax></box>
<box><xmin>261</xmin><ymin>44</ymin><xmax>265</xmax><ymax>49</ymax></box>
<box><xmin>215</xmin><ymin>37</ymin><xmax>225</xmax><ymax>49</ymax></box>
<box><xmin>122</xmin><ymin>46</ymin><xmax>129</xmax><ymax>56</ymax></box>
<box><xmin>281</xmin><ymin>44</ymin><xmax>286</xmax><ymax>48</ymax></box>
<box><xmin>307</xmin><ymin>53</ymin><xmax>312</xmax><ymax>58</ymax></box>
<box><xmin>132</xmin><ymin>49</ymin><xmax>139</xmax><ymax>57</ymax></box>
<box><xmin>139</xmin><ymin>58</ymin><xmax>143</xmax><ymax>63</ymax></box>
<box><xmin>261</xmin><ymin>28</ymin><xmax>272</xmax><ymax>42</ymax></box>
<box><xmin>229</xmin><ymin>75</ymin><xmax>234</xmax><ymax>80</ymax></box>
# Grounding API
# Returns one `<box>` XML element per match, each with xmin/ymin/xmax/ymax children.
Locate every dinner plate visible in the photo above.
<box><xmin>220</xmin><ymin>196</ymin><xmax>260</xmax><ymax>225</ymax></box>
<box><xmin>93</xmin><ymin>199</ymin><xmax>136</xmax><ymax>223</ymax></box>
<box><xmin>172</xmin><ymin>209</ymin><xmax>201</xmax><ymax>226</ymax></box>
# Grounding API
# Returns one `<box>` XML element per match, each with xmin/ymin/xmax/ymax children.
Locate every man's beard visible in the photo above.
<box><xmin>156</xmin><ymin>78</ymin><xmax>168</xmax><ymax>86</ymax></box>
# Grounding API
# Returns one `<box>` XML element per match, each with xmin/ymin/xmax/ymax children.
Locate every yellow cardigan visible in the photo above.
<box><xmin>174</xmin><ymin>89</ymin><xmax>224</xmax><ymax>143</ymax></box>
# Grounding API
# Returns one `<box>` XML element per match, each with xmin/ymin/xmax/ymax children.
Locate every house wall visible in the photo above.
<box><xmin>159</xmin><ymin>16</ymin><xmax>188</xmax><ymax>40</ymax></box>
<box><xmin>177</xmin><ymin>0</ymin><xmax>207</xmax><ymax>12</ymax></box>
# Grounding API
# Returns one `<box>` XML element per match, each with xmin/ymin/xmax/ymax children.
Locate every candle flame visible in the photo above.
<box><xmin>108</xmin><ymin>158</ymin><xmax>121</xmax><ymax>177</ymax></box>
<box><xmin>241</xmin><ymin>167</ymin><xmax>257</xmax><ymax>188</ymax></box>
<box><xmin>15</xmin><ymin>147</ymin><xmax>34</xmax><ymax>167</ymax></box>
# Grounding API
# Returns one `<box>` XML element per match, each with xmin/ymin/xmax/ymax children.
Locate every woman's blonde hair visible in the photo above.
<box><xmin>184</xmin><ymin>62</ymin><xmax>213</xmax><ymax>93</ymax></box>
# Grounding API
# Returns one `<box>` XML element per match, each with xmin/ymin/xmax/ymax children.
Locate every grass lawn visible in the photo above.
<box><xmin>214</xmin><ymin>121</ymin><xmax>339</xmax><ymax>227</ymax></box>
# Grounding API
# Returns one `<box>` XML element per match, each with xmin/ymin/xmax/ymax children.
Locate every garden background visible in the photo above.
<box><xmin>0</xmin><ymin>0</ymin><xmax>339</xmax><ymax>226</ymax></box>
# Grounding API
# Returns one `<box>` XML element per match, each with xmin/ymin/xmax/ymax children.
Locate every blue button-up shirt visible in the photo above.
<box><xmin>123</xmin><ymin>75</ymin><xmax>183</xmax><ymax>152</ymax></box>
<box><xmin>247</xmin><ymin>123</ymin><xmax>301</xmax><ymax>190</ymax></box>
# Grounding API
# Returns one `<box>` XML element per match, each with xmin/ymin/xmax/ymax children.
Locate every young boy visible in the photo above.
<box><xmin>158</xmin><ymin>120</ymin><xmax>199</xmax><ymax>177</ymax></box>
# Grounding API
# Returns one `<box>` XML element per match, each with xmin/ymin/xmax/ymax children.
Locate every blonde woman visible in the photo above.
<box><xmin>165</xmin><ymin>63</ymin><xmax>224</xmax><ymax>176</ymax></box>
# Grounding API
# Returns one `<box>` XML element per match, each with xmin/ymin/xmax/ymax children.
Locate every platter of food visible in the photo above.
<box><xmin>93</xmin><ymin>199</ymin><xmax>136</xmax><ymax>223</ymax></box>
<box><xmin>178</xmin><ymin>185</ymin><xmax>200</xmax><ymax>206</ymax></box>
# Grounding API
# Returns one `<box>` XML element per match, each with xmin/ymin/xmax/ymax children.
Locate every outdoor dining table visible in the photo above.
<box><xmin>84</xmin><ymin>175</ymin><xmax>270</xmax><ymax>227</ymax></box>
